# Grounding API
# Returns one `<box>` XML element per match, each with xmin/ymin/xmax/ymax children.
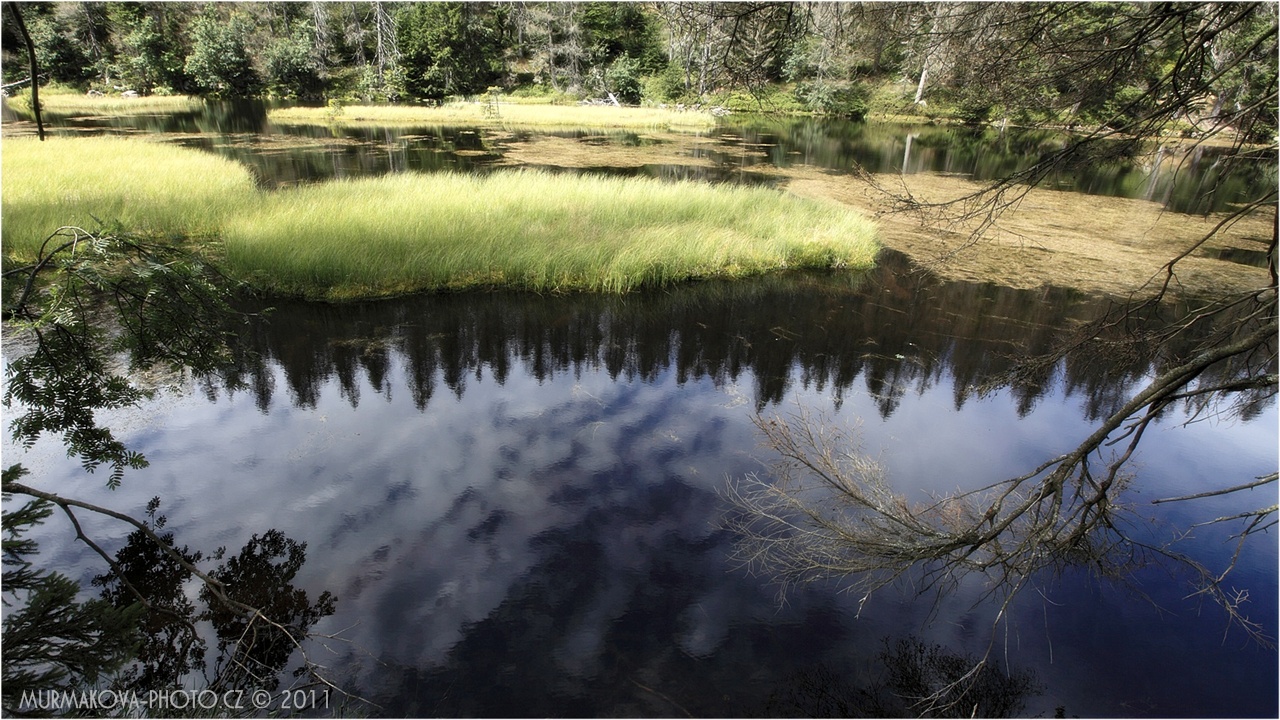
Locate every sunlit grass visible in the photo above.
<box><xmin>5</xmin><ymin>86</ymin><xmax>203</xmax><ymax>117</ymax></box>
<box><xmin>1</xmin><ymin>136</ymin><xmax>258</xmax><ymax>258</ymax></box>
<box><xmin>2</xmin><ymin>137</ymin><xmax>878</xmax><ymax>299</ymax></box>
<box><xmin>222</xmin><ymin>170</ymin><xmax>878</xmax><ymax>299</ymax></box>
<box><xmin>269</xmin><ymin>102</ymin><xmax>717</xmax><ymax>131</ymax></box>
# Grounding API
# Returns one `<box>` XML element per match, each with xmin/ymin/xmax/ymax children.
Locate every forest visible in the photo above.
<box><xmin>2</xmin><ymin>1</ymin><xmax>1275</xmax><ymax>136</ymax></box>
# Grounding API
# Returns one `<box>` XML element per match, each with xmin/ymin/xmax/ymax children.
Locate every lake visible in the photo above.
<box><xmin>2</xmin><ymin>101</ymin><xmax>1277</xmax><ymax>717</ymax></box>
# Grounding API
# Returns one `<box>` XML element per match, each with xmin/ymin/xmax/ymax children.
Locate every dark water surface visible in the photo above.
<box><xmin>7</xmin><ymin>252</ymin><xmax>1276</xmax><ymax>717</ymax></box>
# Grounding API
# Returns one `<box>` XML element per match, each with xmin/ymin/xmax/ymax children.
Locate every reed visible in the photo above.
<box><xmin>2</xmin><ymin>137</ymin><xmax>878</xmax><ymax>300</ymax></box>
<box><xmin>269</xmin><ymin>101</ymin><xmax>717</xmax><ymax>131</ymax></box>
<box><xmin>1</xmin><ymin>136</ymin><xmax>258</xmax><ymax>258</ymax></box>
<box><xmin>6</xmin><ymin>88</ymin><xmax>203</xmax><ymax>116</ymax></box>
<box><xmin>221</xmin><ymin>170</ymin><xmax>878</xmax><ymax>299</ymax></box>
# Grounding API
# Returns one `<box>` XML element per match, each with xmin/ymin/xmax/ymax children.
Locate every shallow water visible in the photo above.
<box><xmin>7</xmin><ymin>252</ymin><xmax>1276</xmax><ymax>717</ymax></box>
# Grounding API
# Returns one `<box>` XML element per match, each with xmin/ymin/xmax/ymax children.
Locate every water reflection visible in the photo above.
<box><xmin>217</xmin><ymin>251</ymin><xmax>1263</xmax><ymax>427</ymax></box>
<box><xmin>92</xmin><ymin>507</ymin><xmax>335</xmax><ymax>704</ymax></box>
<box><xmin>6</xmin><ymin>252</ymin><xmax>1275</xmax><ymax>716</ymax></box>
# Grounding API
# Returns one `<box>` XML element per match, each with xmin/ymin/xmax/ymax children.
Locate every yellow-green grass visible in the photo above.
<box><xmin>269</xmin><ymin>102</ymin><xmax>717</xmax><ymax>131</ymax></box>
<box><xmin>221</xmin><ymin>170</ymin><xmax>878</xmax><ymax>299</ymax></box>
<box><xmin>6</xmin><ymin>88</ymin><xmax>203</xmax><ymax>117</ymax></box>
<box><xmin>1</xmin><ymin>136</ymin><xmax>878</xmax><ymax>299</ymax></box>
<box><xmin>1</xmin><ymin>136</ymin><xmax>259</xmax><ymax>259</ymax></box>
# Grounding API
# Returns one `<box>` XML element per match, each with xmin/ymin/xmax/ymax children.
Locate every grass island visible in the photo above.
<box><xmin>2</xmin><ymin>136</ymin><xmax>878</xmax><ymax>300</ymax></box>
<box><xmin>268</xmin><ymin>101</ymin><xmax>720</xmax><ymax>132</ymax></box>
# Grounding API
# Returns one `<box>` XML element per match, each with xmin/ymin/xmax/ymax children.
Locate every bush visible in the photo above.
<box><xmin>603</xmin><ymin>57</ymin><xmax>643</xmax><ymax>105</ymax></box>
<box><xmin>711</xmin><ymin>85</ymin><xmax>806</xmax><ymax>114</ymax></box>
<box><xmin>795</xmin><ymin>80</ymin><xmax>871</xmax><ymax>120</ymax></box>
<box><xmin>641</xmin><ymin>64</ymin><xmax>692</xmax><ymax>104</ymax></box>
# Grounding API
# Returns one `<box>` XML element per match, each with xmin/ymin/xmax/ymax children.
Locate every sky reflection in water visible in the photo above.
<box><xmin>6</xmin><ymin>254</ymin><xmax>1276</xmax><ymax>717</ymax></box>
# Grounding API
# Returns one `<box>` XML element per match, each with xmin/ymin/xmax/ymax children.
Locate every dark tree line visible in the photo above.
<box><xmin>2</xmin><ymin>2</ymin><xmax>1275</xmax><ymax>134</ymax></box>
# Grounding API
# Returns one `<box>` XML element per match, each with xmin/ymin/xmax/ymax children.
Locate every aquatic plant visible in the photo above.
<box><xmin>221</xmin><ymin>169</ymin><xmax>878</xmax><ymax>299</ymax></box>
<box><xmin>1</xmin><ymin>136</ymin><xmax>258</xmax><ymax>258</ymax></box>
<box><xmin>268</xmin><ymin>101</ymin><xmax>717</xmax><ymax>131</ymax></box>
<box><xmin>2</xmin><ymin>137</ymin><xmax>878</xmax><ymax>299</ymax></box>
<box><xmin>5</xmin><ymin>88</ymin><xmax>203</xmax><ymax>117</ymax></box>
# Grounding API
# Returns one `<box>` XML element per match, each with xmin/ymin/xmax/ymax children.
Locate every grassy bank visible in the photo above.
<box><xmin>3</xmin><ymin>137</ymin><xmax>877</xmax><ymax>299</ymax></box>
<box><xmin>1</xmin><ymin>136</ymin><xmax>259</xmax><ymax>258</ymax></box>
<box><xmin>269</xmin><ymin>101</ymin><xmax>718</xmax><ymax>131</ymax></box>
<box><xmin>222</xmin><ymin>170</ymin><xmax>877</xmax><ymax>298</ymax></box>
<box><xmin>5</xmin><ymin>86</ymin><xmax>203</xmax><ymax>117</ymax></box>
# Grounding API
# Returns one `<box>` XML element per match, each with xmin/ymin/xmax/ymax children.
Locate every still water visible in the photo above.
<box><xmin>3</xmin><ymin>102</ymin><xmax>1278</xmax><ymax>716</ymax></box>
<box><xmin>8</xmin><ymin>252</ymin><xmax>1276</xmax><ymax>717</ymax></box>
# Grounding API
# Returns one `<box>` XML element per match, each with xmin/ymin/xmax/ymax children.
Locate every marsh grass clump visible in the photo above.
<box><xmin>2</xmin><ymin>136</ymin><xmax>259</xmax><ymax>258</ymax></box>
<box><xmin>1</xmin><ymin>136</ymin><xmax>877</xmax><ymax>300</ymax></box>
<box><xmin>222</xmin><ymin>170</ymin><xmax>878</xmax><ymax>299</ymax></box>
<box><xmin>5</xmin><ymin>88</ymin><xmax>203</xmax><ymax>117</ymax></box>
<box><xmin>268</xmin><ymin>102</ymin><xmax>717</xmax><ymax>131</ymax></box>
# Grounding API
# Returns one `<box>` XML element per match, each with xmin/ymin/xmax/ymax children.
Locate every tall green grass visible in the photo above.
<box><xmin>222</xmin><ymin>170</ymin><xmax>878</xmax><ymax>299</ymax></box>
<box><xmin>2</xmin><ymin>136</ymin><xmax>878</xmax><ymax>299</ymax></box>
<box><xmin>2</xmin><ymin>136</ymin><xmax>258</xmax><ymax>258</ymax></box>
<box><xmin>5</xmin><ymin>88</ymin><xmax>203</xmax><ymax>117</ymax></box>
<box><xmin>269</xmin><ymin>102</ymin><xmax>717</xmax><ymax>131</ymax></box>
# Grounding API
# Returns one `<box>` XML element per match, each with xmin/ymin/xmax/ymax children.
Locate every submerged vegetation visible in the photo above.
<box><xmin>269</xmin><ymin>101</ymin><xmax>719</xmax><ymax>131</ymax></box>
<box><xmin>2</xmin><ymin>136</ymin><xmax>877</xmax><ymax>299</ymax></box>
<box><xmin>222</xmin><ymin>170</ymin><xmax>877</xmax><ymax>299</ymax></box>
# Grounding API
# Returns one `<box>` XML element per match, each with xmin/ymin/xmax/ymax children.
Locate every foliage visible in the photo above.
<box><xmin>1</xmin><ymin>467</ymin><xmax>144</xmax><ymax>714</ymax></box>
<box><xmin>2</xmin><ymin>227</ymin><xmax>248</xmax><ymax>487</ymax></box>
<box><xmin>578</xmin><ymin>1</ymin><xmax>665</xmax><ymax>74</ymax></box>
<box><xmin>89</xmin><ymin>508</ymin><xmax>338</xmax><ymax>696</ymax></box>
<box><xmin>2</xmin><ymin>1</ymin><xmax>1273</xmax><ymax>131</ymax></box>
<box><xmin>709</xmin><ymin>84</ymin><xmax>806</xmax><ymax>115</ymax></box>
<box><xmin>199</xmin><ymin>530</ymin><xmax>337</xmax><ymax>691</ymax></box>
<box><xmin>641</xmin><ymin>64</ymin><xmax>694</xmax><ymax>104</ymax></box>
<box><xmin>90</xmin><ymin>498</ymin><xmax>207</xmax><ymax>694</ymax></box>
<box><xmin>722</xmin><ymin>3</ymin><xmax>1280</xmax><ymax>683</ymax></box>
<box><xmin>183</xmin><ymin>6</ymin><xmax>261</xmax><ymax>98</ymax></box>
<box><xmin>263</xmin><ymin>20</ymin><xmax>325</xmax><ymax>100</ymax></box>
<box><xmin>21</xmin><ymin>8</ymin><xmax>94</xmax><ymax>86</ymax></box>
<box><xmin>794</xmin><ymin>79</ymin><xmax>870</xmax><ymax>120</ymax></box>
<box><xmin>105</xmin><ymin>4</ymin><xmax>186</xmax><ymax>95</ymax></box>
<box><xmin>0</xmin><ymin>226</ymin><xmax>347</xmax><ymax>707</ymax></box>
<box><xmin>396</xmin><ymin>2</ymin><xmax>505</xmax><ymax>101</ymax></box>
<box><xmin>600</xmin><ymin>55</ymin><xmax>642</xmax><ymax>105</ymax></box>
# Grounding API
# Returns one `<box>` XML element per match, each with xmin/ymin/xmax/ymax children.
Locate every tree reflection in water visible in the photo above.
<box><xmin>93</xmin><ymin>502</ymin><xmax>336</xmax><ymax>699</ymax></box>
<box><xmin>27</xmin><ymin>249</ymin><xmax>1267</xmax><ymax>717</ymax></box>
<box><xmin>762</xmin><ymin>637</ymin><xmax>1041</xmax><ymax>719</ymax></box>
<box><xmin>215</xmin><ymin>250</ymin><xmax>1256</xmax><ymax>424</ymax></box>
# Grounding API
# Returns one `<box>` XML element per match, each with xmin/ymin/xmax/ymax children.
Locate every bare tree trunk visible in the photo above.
<box><xmin>372</xmin><ymin>1</ymin><xmax>398</xmax><ymax>87</ymax></box>
<box><xmin>913</xmin><ymin>62</ymin><xmax>928</xmax><ymax>104</ymax></box>
<box><xmin>311</xmin><ymin>2</ymin><xmax>330</xmax><ymax>59</ymax></box>
<box><xmin>6</xmin><ymin>2</ymin><xmax>43</xmax><ymax>141</ymax></box>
